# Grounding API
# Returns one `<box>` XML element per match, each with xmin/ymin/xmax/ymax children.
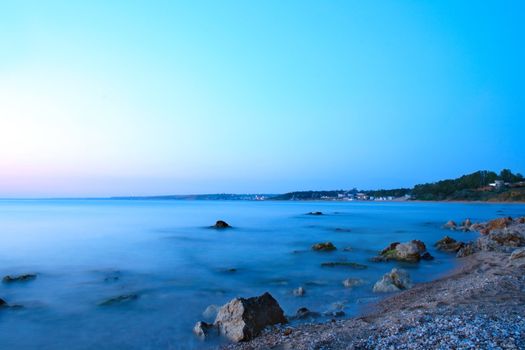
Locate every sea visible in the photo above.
<box><xmin>0</xmin><ymin>199</ymin><xmax>524</xmax><ymax>349</ymax></box>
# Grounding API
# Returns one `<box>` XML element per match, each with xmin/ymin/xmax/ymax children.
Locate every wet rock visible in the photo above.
<box><xmin>470</xmin><ymin>223</ymin><xmax>486</xmax><ymax>232</ymax></box>
<box><xmin>443</xmin><ymin>220</ymin><xmax>457</xmax><ymax>230</ymax></box>
<box><xmin>292</xmin><ymin>286</ymin><xmax>305</xmax><ymax>297</ymax></box>
<box><xmin>214</xmin><ymin>292</ymin><xmax>286</xmax><ymax>342</ymax></box>
<box><xmin>99</xmin><ymin>294</ymin><xmax>138</xmax><ymax>306</ymax></box>
<box><xmin>460</xmin><ymin>218</ymin><xmax>472</xmax><ymax>231</ymax></box>
<box><xmin>435</xmin><ymin>236</ymin><xmax>465</xmax><ymax>253</ymax></box>
<box><xmin>212</xmin><ymin>220</ymin><xmax>231</xmax><ymax>229</ymax></box>
<box><xmin>374</xmin><ymin>240</ymin><xmax>432</xmax><ymax>263</ymax></box>
<box><xmin>193</xmin><ymin>321</ymin><xmax>215</xmax><ymax>337</ymax></box>
<box><xmin>307</xmin><ymin>211</ymin><xmax>323</xmax><ymax>216</ymax></box>
<box><xmin>457</xmin><ymin>243</ymin><xmax>476</xmax><ymax>258</ymax></box>
<box><xmin>2</xmin><ymin>274</ymin><xmax>37</xmax><ymax>283</ymax></box>
<box><xmin>321</xmin><ymin>262</ymin><xmax>367</xmax><ymax>269</ymax></box>
<box><xmin>203</xmin><ymin>304</ymin><xmax>220</xmax><ymax>319</ymax></box>
<box><xmin>0</xmin><ymin>298</ymin><xmax>7</xmax><ymax>308</ymax></box>
<box><xmin>294</xmin><ymin>307</ymin><xmax>320</xmax><ymax>319</ymax></box>
<box><xmin>373</xmin><ymin>268</ymin><xmax>412</xmax><ymax>293</ymax></box>
<box><xmin>312</xmin><ymin>242</ymin><xmax>336</xmax><ymax>251</ymax></box>
<box><xmin>342</xmin><ymin>278</ymin><xmax>364</xmax><ymax>288</ymax></box>
<box><xmin>476</xmin><ymin>229</ymin><xmax>525</xmax><ymax>252</ymax></box>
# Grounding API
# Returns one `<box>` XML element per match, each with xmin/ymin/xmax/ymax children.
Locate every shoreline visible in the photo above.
<box><xmin>224</xmin><ymin>219</ymin><xmax>525</xmax><ymax>349</ymax></box>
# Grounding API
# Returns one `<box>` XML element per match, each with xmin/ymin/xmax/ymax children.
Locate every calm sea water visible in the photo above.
<box><xmin>0</xmin><ymin>199</ymin><xmax>524</xmax><ymax>349</ymax></box>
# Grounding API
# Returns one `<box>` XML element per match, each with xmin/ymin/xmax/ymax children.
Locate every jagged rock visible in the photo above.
<box><xmin>321</xmin><ymin>262</ymin><xmax>367</xmax><ymax>269</ymax></box>
<box><xmin>2</xmin><ymin>274</ymin><xmax>37</xmax><ymax>283</ymax></box>
<box><xmin>435</xmin><ymin>236</ymin><xmax>465</xmax><ymax>253</ymax></box>
<box><xmin>307</xmin><ymin>211</ymin><xmax>323</xmax><ymax>216</ymax></box>
<box><xmin>373</xmin><ymin>268</ymin><xmax>412</xmax><ymax>293</ymax></box>
<box><xmin>292</xmin><ymin>287</ymin><xmax>305</xmax><ymax>297</ymax></box>
<box><xmin>193</xmin><ymin>321</ymin><xmax>215</xmax><ymax>337</ymax></box>
<box><xmin>203</xmin><ymin>304</ymin><xmax>220</xmax><ymax>319</ymax></box>
<box><xmin>443</xmin><ymin>220</ymin><xmax>457</xmax><ymax>230</ymax></box>
<box><xmin>99</xmin><ymin>294</ymin><xmax>138</xmax><ymax>306</ymax></box>
<box><xmin>374</xmin><ymin>240</ymin><xmax>432</xmax><ymax>263</ymax></box>
<box><xmin>312</xmin><ymin>242</ymin><xmax>336</xmax><ymax>251</ymax></box>
<box><xmin>214</xmin><ymin>292</ymin><xmax>287</xmax><ymax>342</ymax></box>
<box><xmin>213</xmin><ymin>220</ymin><xmax>231</xmax><ymax>229</ymax></box>
<box><xmin>342</xmin><ymin>278</ymin><xmax>364</xmax><ymax>288</ymax></box>
<box><xmin>294</xmin><ymin>307</ymin><xmax>320</xmax><ymax>319</ymax></box>
<box><xmin>457</xmin><ymin>243</ymin><xmax>476</xmax><ymax>258</ymax></box>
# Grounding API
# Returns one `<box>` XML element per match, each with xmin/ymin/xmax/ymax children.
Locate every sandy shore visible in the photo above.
<box><xmin>224</xmin><ymin>221</ymin><xmax>525</xmax><ymax>349</ymax></box>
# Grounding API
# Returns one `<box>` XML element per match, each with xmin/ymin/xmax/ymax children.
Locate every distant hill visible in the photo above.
<box><xmin>272</xmin><ymin>169</ymin><xmax>525</xmax><ymax>202</ymax></box>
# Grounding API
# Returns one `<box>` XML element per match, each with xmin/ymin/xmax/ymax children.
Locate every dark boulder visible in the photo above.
<box><xmin>312</xmin><ymin>242</ymin><xmax>336</xmax><ymax>251</ymax></box>
<box><xmin>213</xmin><ymin>292</ymin><xmax>287</xmax><ymax>342</ymax></box>
<box><xmin>213</xmin><ymin>220</ymin><xmax>231</xmax><ymax>229</ymax></box>
<box><xmin>435</xmin><ymin>236</ymin><xmax>465</xmax><ymax>253</ymax></box>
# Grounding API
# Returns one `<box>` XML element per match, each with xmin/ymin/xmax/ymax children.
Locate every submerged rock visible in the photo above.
<box><xmin>292</xmin><ymin>286</ymin><xmax>305</xmax><ymax>297</ymax></box>
<box><xmin>213</xmin><ymin>292</ymin><xmax>286</xmax><ymax>342</ymax></box>
<box><xmin>374</xmin><ymin>240</ymin><xmax>432</xmax><ymax>263</ymax></box>
<box><xmin>443</xmin><ymin>220</ymin><xmax>457</xmax><ymax>230</ymax></box>
<box><xmin>193</xmin><ymin>321</ymin><xmax>215</xmax><ymax>338</ymax></box>
<box><xmin>307</xmin><ymin>211</ymin><xmax>323</xmax><ymax>216</ymax></box>
<box><xmin>203</xmin><ymin>304</ymin><xmax>220</xmax><ymax>319</ymax></box>
<box><xmin>312</xmin><ymin>242</ymin><xmax>336</xmax><ymax>251</ymax></box>
<box><xmin>342</xmin><ymin>278</ymin><xmax>364</xmax><ymax>288</ymax></box>
<box><xmin>99</xmin><ymin>294</ymin><xmax>138</xmax><ymax>306</ymax></box>
<box><xmin>321</xmin><ymin>262</ymin><xmax>367</xmax><ymax>269</ymax></box>
<box><xmin>294</xmin><ymin>307</ymin><xmax>320</xmax><ymax>320</ymax></box>
<box><xmin>2</xmin><ymin>274</ymin><xmax>37</xmax><ymax>283</ymax></box>
<box><xmin>435</xmin><ymin>236</ymin><xmax>465</xmax><ymax>253</ymax></box>
<box><xmin>373</xmin><ymin>268</ymin><xmax>412</xmax><ymax>293</ymax></box>
<box><xmin>212</xmin><ymin>220</ymin><xmax>231</xmax><ymax>229</ymax></box>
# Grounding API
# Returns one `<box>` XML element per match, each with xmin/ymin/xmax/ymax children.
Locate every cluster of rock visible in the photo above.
<box><xmin>371</xmin><ymin>240</ymin><xmax>433</xmax><ymax>262</ymax></box>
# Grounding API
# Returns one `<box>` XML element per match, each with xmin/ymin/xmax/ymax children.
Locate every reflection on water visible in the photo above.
<box><xmin>0</xmin><ymin>199</ymin><xmax>524</xmax><ymax>349</ymax></box>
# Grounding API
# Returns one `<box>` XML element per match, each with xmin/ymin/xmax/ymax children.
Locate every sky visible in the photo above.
<box><xmin>0</xmin><ymin>0</ymin><xmax>524</xmax><ymax>197</ymax></box>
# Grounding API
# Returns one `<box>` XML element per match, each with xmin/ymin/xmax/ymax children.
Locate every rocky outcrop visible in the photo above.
<box><xmin>2</xmin><ymin>274</ymin><xmax>37</xmax><ymax>283</ymax></box>
<box><xmin>373</xmin><ymin>240</ymin><xmax>433</xmax><ymax>263</ymax></box>
<box><xmin>373</xmin><ymin>268</ymin><xmax>412</xmax><ymax>293</ymax></box>
<box><xmin>312</xmin><ymin>242</ymin><xmax>336</xmax><ymax>251</ymax></box>
<box><xmin>479</xmin><ymin>217</ymin><xmax>513</xmax><ymax>234</ymax></box>
<box><xmin>292</xmin><ymin>287</ymin><xmax>305</xmax><ymax>296</ymax></box>
<box><xmin>213</xmin><ymin>292</ymin><xmax>287</xmax><ymax>342</ymax></box>
<box><xmin>435</xmin><ymin>236</ymin><xmax>465</xmax><ymax>253</ymax></box>
<box><xmin>213</xmin><ymin>220</ymin><xmax>231</xmax><ymax>229</ymax></box>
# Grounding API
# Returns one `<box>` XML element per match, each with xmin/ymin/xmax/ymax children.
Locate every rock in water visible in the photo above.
<box><xmin>435</xmin><ymin>236</ymin><xmax>465</xmax><ymax>252</ymax></box>
<box><xmin>374</xmin><ymin>240</ymin><xmax>432</xmax><ymax>262</ymax></box>
<box><xmin>213</xmin><ymin>220</ymin><xmax>231</xmax><ymax>229</ymax></box>
<box><xmin>214</xmin><ymin>292</ymin><xmax>287</xmax><ymax>342</ymax></box>
<box><xmin>292</xmin><ymin>286</ymin><xmax>305</xmax><ymax>296</ymax></box>
<box><xmin>2</xmin><ymin>274</ymin><xmax>37</xmax><ymax>283</ymax></box>
<box><xmin>373</xmin><ymin>268</ymin><xmax>412</xmax><ymax>293</ymax></box>
<box><xmin>443</xmin><ymin>220</ymin><xmax>457</xmax><ymax>230</ymax></box>
<box><xmin>294</xmin><ymin>307</ymin><xmax>320</xmax><ymax>320</ymax></box>
<box><xmin>307</xmin><ymin>211</ymin><xmax>323</xmax><ymax>215</ymax></box>
<box><xmin>342</xmin><ymin>278</ymin><xmax>364</xmax><ymax>288</ymax></box>
<box><xmin>99</xmin><ymin>294</ymin><xmax>138</xmax><ymax>306</ymax></box>
<box><xmin>311</xmin><ymin>242</ymin><xmax>336</xmax><ymax>251</ymax></box>
<box><xmin>0</xmin><ymin>298</ymin><xmax>7</xmax><ymax>308</ymax></box>
<box><xmin>203</xmin><ymin>304</ymin><xmax>220</xmax><ymax>319</ymax></box>
<box><xmin>193</xmin><ymin>321</ymin><xmax>215</xmax><ymax>337</ymax></box>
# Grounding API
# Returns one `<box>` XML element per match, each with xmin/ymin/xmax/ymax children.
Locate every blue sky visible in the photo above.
<box><xmin>0</xmin><ymin>0</ymin><xmax>524</xmax><ymax>197</ymax></box>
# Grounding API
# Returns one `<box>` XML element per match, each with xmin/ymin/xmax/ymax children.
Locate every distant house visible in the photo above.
<box><xmin>489</xmin><ymin>180</ymin><xmax>505</xmax><ymax>189</ymax></box>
